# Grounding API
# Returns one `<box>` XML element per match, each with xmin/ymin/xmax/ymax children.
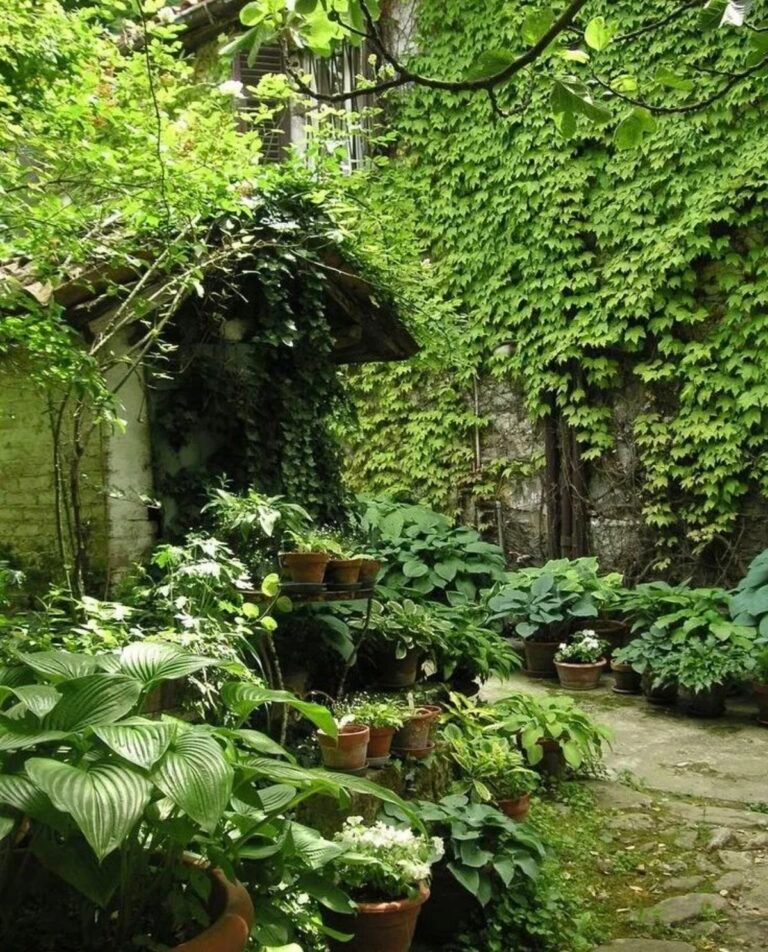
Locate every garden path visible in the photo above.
<box><xmin>482</xmin><ymin>673</ymin><xmax>768</xmax><ymax>951</ymax></box>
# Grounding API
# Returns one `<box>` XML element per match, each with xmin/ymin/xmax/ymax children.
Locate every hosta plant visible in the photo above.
<box><xmin>0</xmin><ymin>644</ymin><xmax>418</xmax><ymax>950</ymax></box>
<box><xmin>362</xmin><ymin>598</ymin><xmax>450</xmax><ymax>660</ymax></box>
<box><xmin>383</xmin><ymin>794</ymin><xmax>545</xmax><ymax>908</ymax></box>
<box><xmin>443</xmin><ymin>731</ymin><xmax>538</xmax><ymax>802</ymax></box>
<box><xmin>731</xmin><ymin>548</ymin><xmax>768</xmax><ymax>640</ymax></box>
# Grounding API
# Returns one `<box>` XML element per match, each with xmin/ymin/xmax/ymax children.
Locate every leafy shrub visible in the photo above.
<box><xmin>488</xmin><ymin>558</ymin><xmax>621</xmax><ymax>641</ymax></box>
<box><xmin>357</xmin><ymin>496</ymin><xmax>506</xmax><ymax>602</ymax></box>
<box><xmin>383</xmin><ymin>794</ymin><xmax>544</xmax><ymax>907</ymax></box>
<box><xmin>443</xmin><ymin>732</ymin><xmax>539</xmax><ymax>801</ymax></box>
<box><xmin>362</xmin><ymin>598</ymin><xmax>450</xmax><ymax>660</ymax></box>
<box><xmin>338</xmin><ymin>694</ymin><xmax>406</xmax><ymax>729</ymax></box>
<box><xmin>619</xmin><ymin>582</ymin><xmax>728</xmax><ymax>634</ymax></box>
<box><xmin>731</xmin><ymin>548</ymin><xmax>768</xmax><ymax>640</ymax></box>
<box><xmin>430</xmin><ymin>602</ymin><xmax>521</xmax><ymax>683</ymax></box>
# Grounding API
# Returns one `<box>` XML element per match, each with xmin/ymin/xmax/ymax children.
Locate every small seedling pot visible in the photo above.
<box><xmin>358</xmin><ymin>558</ymin><xmax>382</xmax><ymax>586</ymax></box>
<box><xmin>325</xmin><ymin>558</ymin><xmax>363</xmax><ymax>587</ymax></box>
<box><xmin>496</xmin><ymin>793</ymin><xmax>531</xmax><ymax>822</ymax></box>
<box><xmin>318</xmin><ymin>724</ymin><xmax>370</xmax><ymax>772</ymax></box>
<box><xmin>279</xmin><ymin>551</ymin><xmax>330</xmax><ymax>584</ymax></box>
<box><xmin>611</xmin><ymin>660</ymin><xmax>642</xmax><ymax>695</ymax></box>
<box><xmin>554</xmin><ymin>659</ymin><xmax>605</xmax><ymax>691</ymax></box>
<box><xmin>366</xmin><ymin>726</ymin><xmax>396</xmax><ymax>766</ymax></box>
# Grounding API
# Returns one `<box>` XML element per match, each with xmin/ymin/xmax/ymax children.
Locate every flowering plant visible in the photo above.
<box><xmin>555</xmin><ymin>630</ymin><xmax>607</xmax><ymax>664</ymax></box>
<box><xmin>338</xmin><ymin>694</ymin><xmax>407</xmax><ymax>729</ymax></box>
<box><xmin>331</xmin><ymin>817</ymin><xmax>443</xmax><ymax>901</ymax></box>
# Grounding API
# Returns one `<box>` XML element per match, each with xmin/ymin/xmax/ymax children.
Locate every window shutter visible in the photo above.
<box><xmin>234</xmin><ymin>47</ymin><xmax>291</xmax><ymax>164</ymax></box>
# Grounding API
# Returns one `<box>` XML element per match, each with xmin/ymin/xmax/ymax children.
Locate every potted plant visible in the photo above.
<box><xmin>318</xmin><ymin>717</ymin><xmax>371</xmax><ymax>772</ymax></box>
<box><xmin>364</xmin><ymin>599</ymin><xmax>449</xmax><ymax>688</ymax></box>
<box><xmin>392</xmin><ymin>704</ymin><xmax>435</xmax><ymax>758</ymax></box>
<box><xmin>381</xmin><ymin>794</ymin><xmax>545</xmax><ymax>947</ymax></box>
<box><xmin>445</xmin><ymin>733</ymin><xmax>539</xmax><ymax>821</ymax></box>
<box><xmin>357</xmin><ymin>555</ymin><xmax>382</xmax><ymax>587</ymax></box>
<box><xmin>341</xmin><ymin>695</ymin><xmax>407</xmax><ymax>766</ymax></box>
<box><xmin>613</xmin><ymin>628</ymin><xmax>678</xmax><ymax>705</ymax></box>
<box><xmin>0</xmin><ymin>643</ymin><xmax>350</xmax><ymax>952</ymax></box>
<box><xmin>554</xmin><ymin>629</ymin><xmax>608</xmax><ymax>691</ymax></box>
<box><xmin>280</xmin><ymin>528</ymin><xmax>342</xmax><ymax>584</ymax></box>
<box><xmin>673</xmin><ymin>629</ymin><xmax>757</xmax><ymax>718</ymax></box>
<box><xmin>752</xmin><ymin>647</ymin><xmax>768</xmax><ymax>726</ymax></box>
<box><xmin>323</xmin><ymin>817</ymin><xmax>443</xmax><ymax>952</ymax></box>
<box><xmin>488</xmin><ymin>558</ymin><xmax>620</xmax><ymax>679</ymax></box>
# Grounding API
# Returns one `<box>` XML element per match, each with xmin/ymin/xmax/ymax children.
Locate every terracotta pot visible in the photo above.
<box><xmin>641</xmin><ymin>670</ymin><xmax>677</xmax><ymax>706</ymax></box>
<box><xmin>497</xmin><ymin>793</ymin><xmax>530</xmax><ymax>821</ymax></box>
<box><xmin>523</xmin><ymin>640</ymin><xmax>559</xmax><ymax>679</ymax></box>
<box><xmin>174</xmin><ymin>869</ymin><xmax>253</xmax><ymax>952</ymax></box>
<box><xmin>420</xmin><ymin>704</ymin><xmax>442</xmax><ymax>738</ymax></box>
<box><xmin>376</xmin><ymin>648</ymin><xmax>420</xmax><ymax>688</ymax></box>
<box><xmin>415</xmin><ymin>863</ymin><xmax>476</xmax><ymax>945</ymax></box>
<box><xmin>752</xmin><ymin>681</ymin><xmax>768</xmax><ymax>726</ymax></box>
<box><xmin>367</xmin><ymin>726</ymin><xmax>396</xmax><ymax>765</ymax></box>
<box><xmin>279</xmin><ymin>551</ymin><xmax>330</xmax><ymax>584</ymax></box>
<box><xmin>325</xmin><ymin>558</ymin><xmax>363</xmax><ymax>587</ymax></box>
<box><xmin>678</xmin><ymin>684</ymin><xmax>726</xmax><ymax>718</ymax></box>
<box><xmin>326</xmin><ymin>883</ymin><xmax>430</xmax><ymax>952</ymax></box>
<box><xmin>392</xmin><ymin>708</ymin><xmax>432</xmax><ymax>750</ymax></box>
<box><xmin>318</xmin><ymin>724</ymin><xmax>370</xmax><ymax>772</ymax></box>
<box><xmin>554</xmin><ymin>659</ymin><xmax>605</xmax><ymax>691</ymax></box>
<box><xmin>611</xmin><ymin>660</ymin><xmax>642</xmax><ymax>695</ymax></box>
<box><xmin>358</xmin><ymin>558</ymin><xmax>382</xmax><ymax>586</ymax></box>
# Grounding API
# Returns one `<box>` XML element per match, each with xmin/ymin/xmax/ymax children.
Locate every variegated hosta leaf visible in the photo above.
<box><xmin>16</xmin><ymin>650</ymin><xmax>98</xmax><ymax>681</ymax></box>
<box><xmin>44</xmin><ymin>674</ymin><xmax>142</xmax><ymax>732</ymax></box>
<box><xmin>93</xmin><ymin>718</ymin><xmax>176</xmax><ymax>769</ymax></box>
<box><xmin>25</xmin><ymin>758</ymin><xmax>151</xmax><ymax>860</ymax></box>
<box><xmin>0</xmin><ymin>665</ymin><xmax>31</xmax><ymax>687</ymax></box>
<box><xmin>222</xmin><ymin>683</ymin><xmax>337</xmax><ymax>737</ymax></box>
<box><xmin>0</xmin><ymin>721</ymin><xmax>69</xmax><ymax>752</ymax></box>
<box><xmin>257</xmin><ymin>783</ymin><xmax>298</xmax><ymax>814</ymax></box>
<box><xmin>289</xmin><ymin>821</ymin><xmax>345</xmax><ymax>869</ymax></box>
<box><xmin>118</xmin><ymin>642</ymin><xmax>217</xmax><ymax>685</ymax></box>
<box><xmin>233</xmin><ymin>728</ymin><xmax>294</xmax><ymax>760</ymax></box>
<box><xmin>0</xmin><ymin>814</ymin><xmax>14</xmax><ymax>841</ymax></box>
<box><xmin>12</xmin><ymin>685</ymin><xmax>61</xmax><ymax>719</ymax></box>
<box><xmin>153</xmin><ymin>732</ymin><xmax>233</xmax><ymax>833</ymax></box>
<box><xmin>0</xmin><ymin>772</ymin><xmax>53</xmax><ymax>816</ymax></box>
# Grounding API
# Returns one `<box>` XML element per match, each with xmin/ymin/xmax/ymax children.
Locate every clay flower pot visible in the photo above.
<box><xmin>326</xmin><ymin>884</ymin><xmax>430</xmax><ymax>952</ymax></box>
<box><xmin>325</xmin><ymin>558</ymin><xmax>363</xmax><ymax>587</ymax></box>
<box><xmin>392</xmin><ymin>708</ymin><xmax>433</xmax><ymax>751</ymax></box>
<box><xmin>375</xmin><ymin>648</ymin><xmax>420</xmax><ymax>688</ymax></box>
<box><xmin>358</xmin><ymin>558</ymin><xmax>382</xmax><ymax>586</ymax></box>
<box><xmin>752</xmin><ymin>681</ymin><xmax>768</xmax><ymax>726</ymax></box>
<box><xmin>554</xmin><ymin>659</ymin><xmax>605</xmax><ymax>691</ymax></box>
<box><xmin>536</xmin><ymin>737</ymin><xmax>566</xmax><ymax>780</ymax></box>
<box><xmin>523</xmin><ymin>640</ymin><xmax>559</xmax><ymax>679</ymax></box>
<box><xmin>174</xmin><ymin>869</ymin><xmax>253</xmax><ymax>952</ymax></box>
<box><xmin>678</xmin><ymin>684</ymin><xmax>726</xmax><ymax>718</ymax></box>
<box><xmin>279</xmin><ymin>551</ymin><xmax>329</xmax><ymax>584</ymax></box>
<box><xmin>611</xmin><ymin>660</ymin><xmax>642</xmax><ymax>695</ymax></box>
<box><xmin>367</xmin><ymin>726</ymin><xmax>396</xmax><ymax>766</ymax></box>
<box><xmin>420</xmin><ymin>704</ymin><xmax>442</xmax><ymax>738</ymax></box>
<box><xmin>641</xmin><ymin>670</ymin><xmax>677</xmax><ymax>706</ymax></box>
<box><xmin>497</xmin><ymin>793</ymin><xmax>530</xmax><ymax>822</ymax></box>
<box><xmin>318</xmin><ymin>724</ymin><xmax>370</xmax><ymax>772</ymax></box>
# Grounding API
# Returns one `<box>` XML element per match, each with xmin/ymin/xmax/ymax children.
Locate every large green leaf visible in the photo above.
<box><xmin>290</xmin><ymin>822</ymin><xmax>345</xmax><ymax>869</ymax></box>
<box><xmin>153</xmin><ymin>731</ymin><xmax>233</xmax><ymax>832</ymax></box>
<box><xmin>222</xmin><ymin>683</ymin><xmax>336</xmax><ymax>737</ymax></box>
<box><xmin>235</xmin><ymin>728</ymin><xmax>294</xmax><ymax>760</ymax></box>
<box><xmin>0</xmin><ymin>773</ymin><xmax>52</xmax><ymax>817</ymax></box>
<box><xmin>26</xmin><ymin>758</ymin><xmax>151</xmax><ymax>860</ymax></box>
<box><xmin>296</xmin><ymin>871</ymin><xmax>355</xmax><ymax>913</ymax></box>
<box><xmin>12</xmin><ymin>685</ymin><xmax>61</xmax><ymax>719</ymax></box>
<box><xmin>94</xmin><ymin>718</ymin><xmax>176</xmax><ymax>769</ymax></box>
<box><xmin>614</xmin><ymin>107</ymin><xmax>657</xmax><ymax>150</ymax></box>
<box><xmin>119</xmin><ymin>642</ymin><xmax>217</xmax><ymax>686</ymax></box>
<box><xmin>31</xmin><ymin>829</ymin><xmax>121</xmax><ymax>907</ymax></box>
<box><xmin>17</xmin><ymin>650</ymin><xmax>98</xmax><ymax>681</ymax></box>
<box><xmin>44</xmin><ymin>674</ymin><xmax>142</xmax><ymax>732</ymax></box>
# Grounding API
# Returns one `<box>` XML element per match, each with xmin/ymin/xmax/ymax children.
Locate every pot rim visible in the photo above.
<box><xmin>326</xmin><ymin>557</ymin><xmax>364</xmax><ymax>566</ymax></box>
<box><xmin>318</xmin><ymin>724</ymin><xmax>370</xmax><ymax>745</ymax></box>
<box><xmin>353</xmin><ymin>882</ymin><xmax>430</xmax><ymax>915</ymax></box>
<box><xmin>367</xmin><ymin>725</ymin><xmax>397</xmax><ymax>736</ymax></box>
<box><xmin>279</xmin><ymin>551</ymin><xmax>330</xmax><ymax>560</ymax></box>
<box><xmin>554</xmin><ymin>659</ymin><xmax>606</xmax><ymax>669</ymax></box>
<box><xmin>497</xmin><ymin>792</ymin><xmax>531</xmax><ymax>807</ymax></box>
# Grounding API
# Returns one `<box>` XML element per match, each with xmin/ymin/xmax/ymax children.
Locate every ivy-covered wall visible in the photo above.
<box><xmin>343</xmin><ymin>0</ymin><xmax>768</xmax><ymax>579</ymax></box>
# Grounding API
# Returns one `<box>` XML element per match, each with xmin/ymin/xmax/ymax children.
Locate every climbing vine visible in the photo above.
<box><xmin>342</xmin><ymin>0</ymin><xmax>768</xmax><ymax>567</ymax></box>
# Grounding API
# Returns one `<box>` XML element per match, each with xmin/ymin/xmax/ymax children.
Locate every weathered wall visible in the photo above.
<box><xmin>0</xmin><ymin>355</ymin><xmax>108</xmax><ymax>584</ymax></box>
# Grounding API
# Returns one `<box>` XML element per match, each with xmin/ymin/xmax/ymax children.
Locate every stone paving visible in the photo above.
<box><xmin>483</xmin><ymin>673</ymin><xmax>768</xmax><ymax>951</ymax></box>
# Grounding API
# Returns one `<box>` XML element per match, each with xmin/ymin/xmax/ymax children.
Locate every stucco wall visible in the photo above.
<box><xmin>0</xmin><ymin>355</ymin><xmax>108</xmax><ymax>583</ymax></box>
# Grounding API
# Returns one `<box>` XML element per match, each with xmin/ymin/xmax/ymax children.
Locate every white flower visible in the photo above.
<box><xmin>156</xmin><ymin>6</ymin><xmax>176</xmax><ymax>23</ymax></box>
<box><xmin>217</xmin><ymin>80</ymin><xmax>245</xmax><ymax>98</ymax></box>
<box><xmin>559</xmin><ymin>642</ymin><xmax>568</xmax><ymax>651</ymax></box>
